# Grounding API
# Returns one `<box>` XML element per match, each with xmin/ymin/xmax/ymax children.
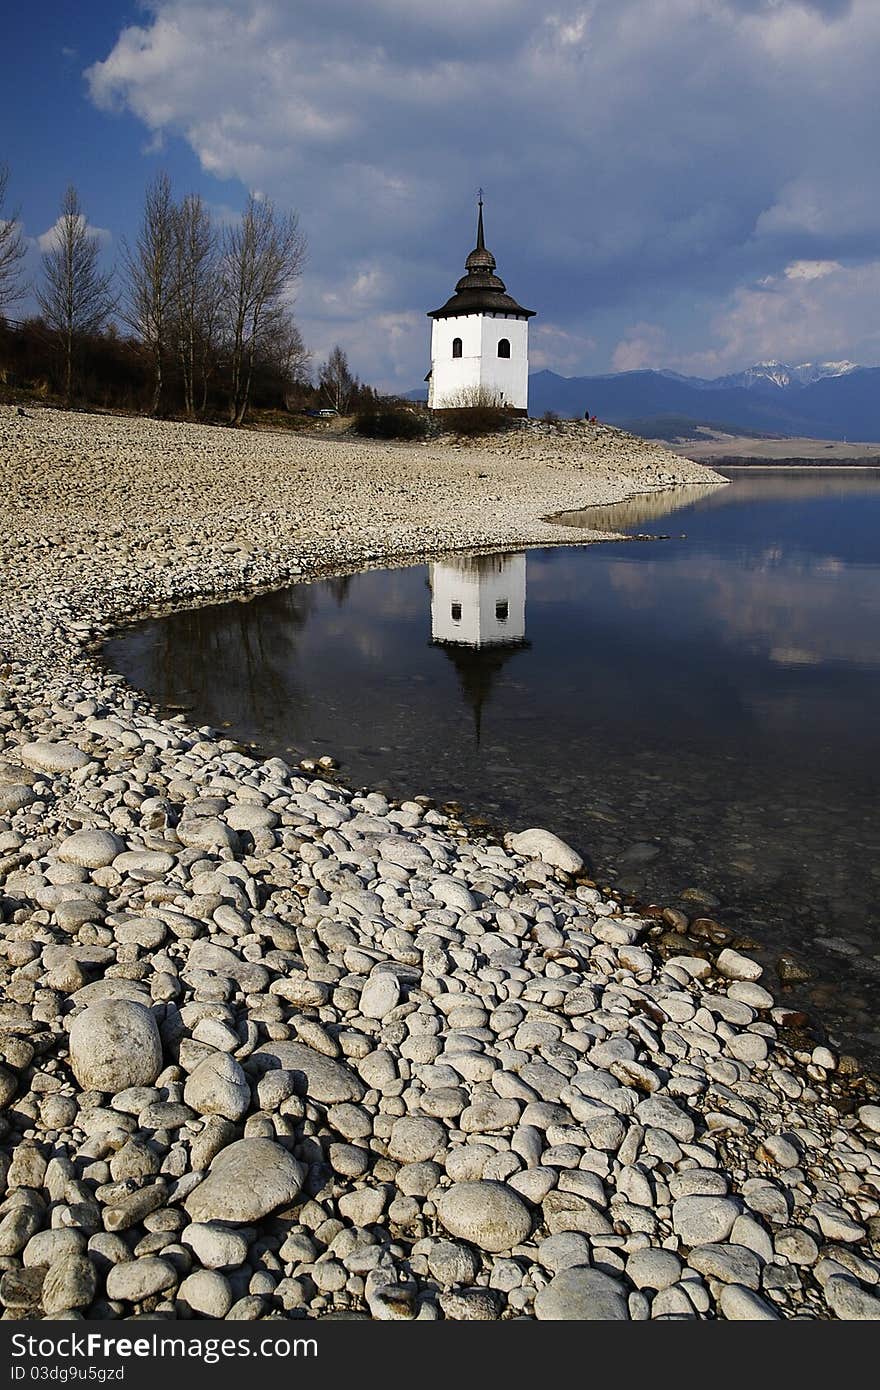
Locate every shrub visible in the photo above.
<box><xmin>441</xmin><ymin>404</ymin><xmax>507</xmax><ymax>435</ymax></box>
<box><xmin>354</xmin><ymin>404</ymin><xmax>429</xmax><ymax>439</ymax></box>
<box><xmin>435</xmin><ymin>383</ymin><xmax>511</xmax><ymax>436</ymax></box>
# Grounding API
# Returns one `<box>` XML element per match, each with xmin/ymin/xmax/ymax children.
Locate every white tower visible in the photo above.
<box><xmin>427</xmin><ymin>198</ymin><xmax>535</xmax><ymax>415</ymax></box>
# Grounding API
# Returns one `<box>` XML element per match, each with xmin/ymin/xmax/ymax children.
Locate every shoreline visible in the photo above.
<box><xmin>1</xmin><ymin>405</ymin><xmax>879</xmax><ymax>1322</ymax></box>
<box><xmin>705</xmin><ymin>462</ymin><xmax>880</xmax><ymax>470</ymax></box>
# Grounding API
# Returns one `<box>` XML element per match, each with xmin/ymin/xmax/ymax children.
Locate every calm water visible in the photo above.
<box><xmin>104</xmin><ymin>470</ymin><xmax>880</xmax><ymax>1062</ymax></box>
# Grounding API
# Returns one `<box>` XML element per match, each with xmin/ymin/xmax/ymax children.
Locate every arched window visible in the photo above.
<box><xmin>497</xmin><ymin>338</ymin><xmax>511</xmax><ymax>358</ymax></box>
<box><xmin>452</xmin><ymin>338</ymin><xmax>463</xmax><ymax>358</ymax></box>
<box><xmin>495</xmin><ymin>600</ymin><xmax>509</xmax><ymax>622</ymax></box>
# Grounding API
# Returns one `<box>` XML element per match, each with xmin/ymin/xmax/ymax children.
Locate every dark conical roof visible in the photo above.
<box><xmin>429</xmin><ymin>198</ymin><xmax>535</xmax><ymax>320</ymax></box>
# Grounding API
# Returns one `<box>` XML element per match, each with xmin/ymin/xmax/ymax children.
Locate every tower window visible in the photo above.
<box><xmin>451</xmin><ymin>602</ymin><xmax>462</xmax><ymax>622</ymax></box>
<box><xmin>452</xmin><ymin>338</ymin><xmax>463</xmax><ymax>358</ymax></box>
<box><xmin>496</xmin><ymin>600</ymin><xmax>509</xmax><ymax>622</ymax></box>
<box><xmin>497</xmin><ymin>338</ymin><xmax>511</xmax><ymax>358</ymax></box>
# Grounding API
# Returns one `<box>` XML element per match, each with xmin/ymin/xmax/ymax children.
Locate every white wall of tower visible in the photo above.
<box><xmin>429</xmin><ymin>314</ymin><xmax>529</xmax><ymax>411</ymax></box>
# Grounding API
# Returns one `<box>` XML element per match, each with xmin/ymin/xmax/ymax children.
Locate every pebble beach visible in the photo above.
<box><xmin>1</xmin><ymin>403</ymin><xmax>879</xmax><ymax>1322</ymax></box>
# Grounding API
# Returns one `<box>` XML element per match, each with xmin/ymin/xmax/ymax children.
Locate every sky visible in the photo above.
<box><xmin>2</xmin><ymin>0</ymin><xmax>880</xmax><ymax>392</ymax></box>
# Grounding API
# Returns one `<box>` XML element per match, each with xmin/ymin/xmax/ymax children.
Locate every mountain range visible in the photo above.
<box><xmin>527</xmin><ymin>361</ymin><xmax>880</xmax><ymax>440</ymax></box>
<box><xmin>660</xmin><ymin>360</ymin><xmax>858</xmax><ymax>392</ymax></box>
<box><xmin>409</xmin><ymin>360</ymin><xmax>880</xmax><ymax>440</ymax></box>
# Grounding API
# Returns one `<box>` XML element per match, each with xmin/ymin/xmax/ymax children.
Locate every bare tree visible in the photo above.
<box><xmin>221</xmin><ymin>194</ymin><xmax>307</xmax><ymax>425</ymax></box>
<box><xmin>122</xmin><ymin>172</ymin><xmax>176</xmax><ymax>414</ymax></box>
<box><xmin>319</xmin><ymin>344</ymin><xmax>355</xmax><ymax>414</ymax></box>
<box><xmin>36</xmin><ymin>185</ymin><xmax>116</xmax><ymax>403</ymax></box>
<box><xmin>0</xmin><ymin>162</ymin><xmax>28</xmax><ymax>314</ymax></box>
<box><xmin>265</xmin><ymin>308</ymin><xmax>311</xmax><ymax>406</ymax></box>
<box><xmin>172</xmin><ymin>192</ymin><xmax>220</xmax><ymax>417</ymax></box>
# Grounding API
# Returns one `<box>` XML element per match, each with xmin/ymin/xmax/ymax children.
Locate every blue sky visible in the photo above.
<box><xmin>3</xmin><ymin>1</ymin><xmax>880</xmax><ymax>392</ymax></box>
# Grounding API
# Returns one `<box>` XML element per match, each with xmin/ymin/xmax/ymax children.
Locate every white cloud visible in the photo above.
<box><xmin>543</xmin><ymin>9</ymin><xmax>591</xmax><ymax>50</ymax></box>
<box><xmin>309</xmin><ymin>310</ymin><xmax>428</xmax><ymax>392</ymax></box>
<box><xmin>784</xmin><ymin>259</ymin><xmax>841</xmax><ymax>281</ymax></box>
<box><xmin>612</xmin><ymin>323</ymin><xmax>668</xmax><ymax>372</ymax></box>
<box><xmin>671</xmin><ymin>259</ymin><xmax>880</xmax><ymax>374</ymax></box>
<box><xmin>37</xmin><ymin>215</ymin><xmax>112</xmax><ymax>254</ymax></box>
<box><xmin>530</xmin><ymin>322</ymin><xmax>599</xmax><ymax>372</ymax></box>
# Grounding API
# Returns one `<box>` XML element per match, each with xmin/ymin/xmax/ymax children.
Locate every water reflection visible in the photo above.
<box><xmin>103</xmin><ymin>469</ymin><xmax>880</xmax><ymax>1062</ymax></box>
<box><xmin>430</xmin><ymin>553</ymin><xmax>527</xmax><ymax>648</ymax></box>
<box><xmin>554</xmin><ymin>468</ymin><xmax>880</xmax><ymax>534</ymax></box>
<box><xmin>429</xmin><ymin>554</ymin><xmax>528</xmax><ymax>742</ymax></box>
<box><xmin>552</xmin><ymin>481</ymin><xmax>726</xmax><ymax>532</ymax></box>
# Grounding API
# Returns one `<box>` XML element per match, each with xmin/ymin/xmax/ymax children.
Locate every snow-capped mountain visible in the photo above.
<box><xmin>697</xmin><ymin>360</ymin><xmax>859</xmax><ymax>392</ymax></box>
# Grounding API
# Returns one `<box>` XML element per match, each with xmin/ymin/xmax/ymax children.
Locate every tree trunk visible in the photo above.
<box><xmin>184</xmin><ymin>321</ymin><xmax>194</xmax><ymax>417</ymax></box>
<box><xmin>64</xmin><ymin>329</ymin><xmax>72</xmax><ymax>404</ymax></box>
<box><xmin>151</xmin><ymin>342</ymin><xmax>163</xmax><ymax>416</ymax></box>
<box><xmin>234</xmin><ymin>339</ymin><xmax>257</xmax><ymax>426</ymax></box>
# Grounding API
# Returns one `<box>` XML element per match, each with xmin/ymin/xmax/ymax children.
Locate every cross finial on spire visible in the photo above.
<box><xmin>476</xmin><ymin>189</ymin><xmax>485</xmax><ymax>250</ymax></box>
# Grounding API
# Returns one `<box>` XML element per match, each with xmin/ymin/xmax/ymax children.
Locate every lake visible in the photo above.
<box><xmin>104</xmin><ymin>469</ymin><xmax>880</xmax><ymax>1063</ymax></box>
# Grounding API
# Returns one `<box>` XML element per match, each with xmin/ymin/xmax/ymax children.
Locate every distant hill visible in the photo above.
<box><xmin>526</xmin><ymin>365</ymin><xmax>880</xmax><ymax>441</ymax></box>
<box><xmin>407</xmin><ymin>360</ymin><xmax>880</xmax><ymax>440</ymax></box>
<box><xmin>614</xmin><ymin>415</ymin><xmax>775</xmax><ymax>442</ymax></box>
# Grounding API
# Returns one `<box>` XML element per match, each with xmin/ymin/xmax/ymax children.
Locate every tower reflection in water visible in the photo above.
<box><xmin>428</xmin><ymin>552</ymin><xmax>528</xmax><ymax>743</ymax></box>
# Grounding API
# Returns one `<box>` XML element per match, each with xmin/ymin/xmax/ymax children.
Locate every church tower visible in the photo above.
<box><xmin>427</xmin><ymin>197</ymin><xmax>535</xmax><ymax>415</ymax></box>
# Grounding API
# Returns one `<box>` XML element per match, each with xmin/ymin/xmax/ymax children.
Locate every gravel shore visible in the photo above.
<box><xmin>1</xmin><ymin>404</ymin><xmax>878</xmax><ymax>1322</ymax></box>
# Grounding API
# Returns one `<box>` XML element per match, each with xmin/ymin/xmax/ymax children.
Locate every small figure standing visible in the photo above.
<box><xmin>583</xmin><ymin>408</ymin><xmax>590</xmax><ymax>421</ymax></box>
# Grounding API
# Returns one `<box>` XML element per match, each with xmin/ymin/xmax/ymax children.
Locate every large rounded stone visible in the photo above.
<box><xmin>672</xmin><ymin>1195</ymin><xmax>739</xmax><ymax>1246</ymax></box>
<box><xmin>57</xmin><ymin>829</ymin><xmax>125</xmax><ymax>869</ymax></box>
<box><xmin>177</xmin><ymin>817</ymin><xmax>240</xmax><ymax>852</ymax></box>
<box><xmin>387</xmin><ymin>1116</ymin><xmax>447</xmax><ymax>1163</ymax></box>
<box><xmin>178</xmin><ymin>1269</ymin><xmax>233</xmax><ymax>1318</ymax></box>
<box><xmin>181</xmin><ymin>1223</ymin><xmax>250</xmax><ymax>1271</ymax></box>
<box><xmin>427</xmin><ymin>1239</ymin><xmax>481</xmax><ymax>1287</ymax></box>
<box><xmin>716</xmin><ymin>948</ymin><xmax>763</xmax><ymax>982</ymax></box>
<box><xmin>360</xmin><ymin>972</ymin><xmax>401</xmax><ymax>1020</ymax></box>
<box><xmin>0</xmin><ymin>785</ymin><xmax>37</xmax><ymax>815</ymax></box>
<box><xmin>535</xmin><ymin>1267</ymin><xmax>630</xmax><ymax>1320</ymax></box>
<box><xmin>105</xmin><ymin>1257</ymin><xmax>177</xmax><ymax>1303</ymax></box>
<box><xmin>20</xmin><ymin>741</ymin><xmax>90</xmax><ymax>774</ymax></box>
<box><xmin>858</xmin><ymin>1105</ymin><xmax>880</xmax><ymax>1135</ymax></box>
<box><xmin>504</xmin><ymin>828</ymin><xmax>583</xmax><ymax>873</ymax></box>
<box><xmin>824</xmin><ymin>1276</ymin><xmax>880</xmax><ymax>1320</ymax></box>
<box><xmin>184</xmin><ymin>1138</ymin><xmax>305</xmax><ymax>1224</ymax></box>
<box><xmin>0</xmin><ymin>1064</ymin><xmax>18</xmax><ymax>1110</ymax></box>
<box><xmin>184</xmin><ymin>1053</ymin><xmax>250</xmax><ymax>1121</ymax></box>
<box><xmin>435</xmin><ymin>1181</ymin><xmax>532</xmax><ymax>1253</ymax></box>
<box><xmin>68</xmin><ymin>1000</ymin><xmax>163</xmax><ymax>1092</ymax></box>
<box><xmin>113</xmin><ymin>850</ymin><xmax>176</xmax><ymax>879</ymax></box>
<box><xmin>224</xmin><ymin>804</ymin><xmax>278</xmax><ymax>832</ymax></box>
<box><xmin>250</xmin><ymin>1041</ymin><xmax>365</xmax><ymax>1104</ymax></box>
<box><xmin>41</xmin><ymin>1254</ymin><xmax>97</xmax><ymax>1314</ymax></box>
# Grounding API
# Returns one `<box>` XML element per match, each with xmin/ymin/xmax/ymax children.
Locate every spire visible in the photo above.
<box><xmin>463</xmin><ymin>190</ymin><xmax>497</xmax><ymax>275</ymax></box>
<box><xmin>427</xmin><ymin>194</ymin><xmax>535</xmax><ymax>320</ymax></box>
